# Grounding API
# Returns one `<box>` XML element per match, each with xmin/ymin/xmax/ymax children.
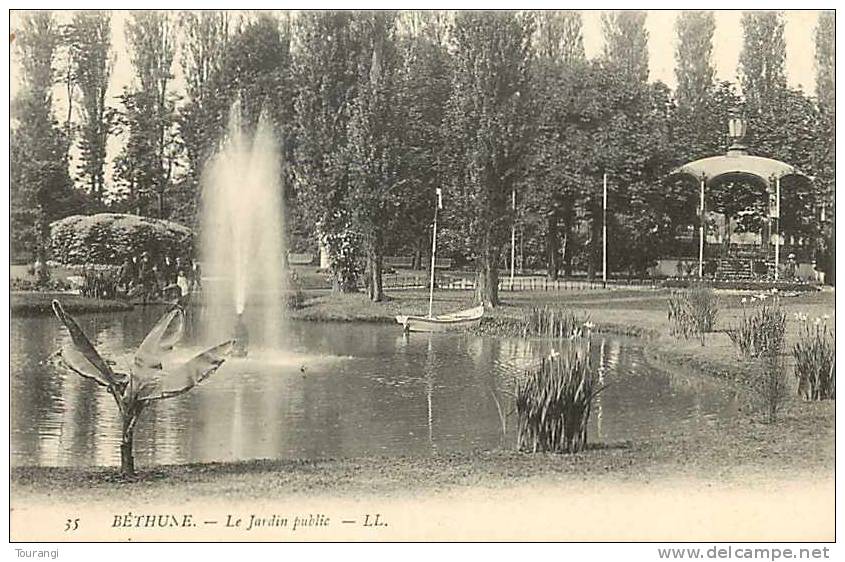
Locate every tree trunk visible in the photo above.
<box><xmin>546</xmin><ymin>213</ymin><xmax>559</xmax><ymax>280</ymax></box>
<box><xmin>561</xmin><ymin>230</ymin><xmax>570</xmax><ymax>278</ymax></box>
<box><xmin>412</xmin><ymin>240</ymin><xmax>423</xmax><ymax>270</ymax></box>
<box><xmin>366</xmin><ymin>250</ymin><xmax>384</xmax><ymax>302</ymax></box>
<box><xmin>120</xmin><ymin>413</ymin><xmax>137</xmax><ymax>476</ymax></box>
<box><xmin>475</xmin><ymin>245</ymin><xmax>499</xmax><ymax>307</ymax></box>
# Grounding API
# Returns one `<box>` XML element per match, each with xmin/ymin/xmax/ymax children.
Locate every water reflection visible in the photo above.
<box><xmin>11</xmin><ymin>309</ymin><xmax>739</xmax><ymax>467</ymax></box>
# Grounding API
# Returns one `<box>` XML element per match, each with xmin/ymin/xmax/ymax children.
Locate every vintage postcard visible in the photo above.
<box><xmin>7</xmin><ymin>7</ymin><xmax>835</xmax><ymax>545</ymax></box>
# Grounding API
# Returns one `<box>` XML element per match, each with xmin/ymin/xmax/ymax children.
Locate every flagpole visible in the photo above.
<box><xmin>602</xmin><ymin>173</ymin><xmax>607</xmax><ymax>288</ymax></box>
<box><xmin>428</xmin><ymin>189</ymin><xmax>441</xmax><ymax>318</ymax></box>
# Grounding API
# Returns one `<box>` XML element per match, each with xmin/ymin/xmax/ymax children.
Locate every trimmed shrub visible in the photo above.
<box><xmin>50</xmin><ymin>213</ymin><xmax>193</xmax><ymax>266</ymax></box>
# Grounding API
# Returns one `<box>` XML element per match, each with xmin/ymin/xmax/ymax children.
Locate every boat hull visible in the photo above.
<box><xmin>395</xmin><ymin>305</ymin><xmax>484</xmax><ymax>333</ymax></box>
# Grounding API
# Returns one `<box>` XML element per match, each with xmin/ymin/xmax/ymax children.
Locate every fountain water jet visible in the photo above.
<box><xmin>200</xmin><ymin>101</ymin><xmax>287</xmax><ymax>350</ymax></box>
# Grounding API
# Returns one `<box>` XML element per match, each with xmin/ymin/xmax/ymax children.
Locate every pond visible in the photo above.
<box><xmin>11</xmin><ymin>306</ymin><xmax>740</xmax><ymax>468</ymax></box>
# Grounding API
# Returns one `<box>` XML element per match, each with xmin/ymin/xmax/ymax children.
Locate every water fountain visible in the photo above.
<box><xmin>200</xmin><ymin>101</ymin><xmax>288</xmax><ymax>351</ymax></box>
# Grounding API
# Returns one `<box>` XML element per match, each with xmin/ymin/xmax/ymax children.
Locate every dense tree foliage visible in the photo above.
<box><xmin>65</xmin><ymin>11</ymin><xmax>113</xmax><ymax>202</ymax></box>
<box><xmin>11</xmin><ymin>12</ymin><xmax>85</xmax><ymax>271</ymax></box>
<box><xmin>9</xmin><ymin>9</ymin><xmax>837</xmax><ymax>289</ymax></box>
<box><xmin>445</xmin><ymin>11</ymin><xmax>536</xmax><ymax>306</ymax></box>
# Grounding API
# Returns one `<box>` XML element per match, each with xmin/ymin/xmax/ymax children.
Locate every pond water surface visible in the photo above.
<box><xmin>11</xmin><ymin>306</ymin><xmax>740</xmax><ymax>468</ymax></box>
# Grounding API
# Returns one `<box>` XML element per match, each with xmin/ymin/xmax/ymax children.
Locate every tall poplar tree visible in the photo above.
<box><xmin>446</xmin><ymin>11</ymin><xmax>535</xmax><ymax>306</ymax></box>
<box><xmin>601</xmin><ymin>10</ymin><xmax>649</xmax><ymax>82</ymax></box>
<box><xmin>66</xmin><ymin>10</ymin><xmax>112</xmax><ymax>202</ymax></box>
<box><xmin>738</xmin><ymin>11</ymin><xmax>786</xmax><ymax>111</ymax></box>
<box><xmin>11</xmin><ymin>12</ymin><xmax>77</xmax><ymax>271</ymax></box>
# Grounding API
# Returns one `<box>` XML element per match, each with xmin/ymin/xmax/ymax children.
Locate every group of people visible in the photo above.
<box><xmin>117</xmin><ymin>252</ymin><xmax>202</xmax><ymax>301</ymax></box>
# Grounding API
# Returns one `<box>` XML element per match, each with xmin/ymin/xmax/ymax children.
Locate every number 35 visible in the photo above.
<box><xmin>65</xmin><ymin>518</ymin><xmax>79</xmax><ymax>532</ymax></box>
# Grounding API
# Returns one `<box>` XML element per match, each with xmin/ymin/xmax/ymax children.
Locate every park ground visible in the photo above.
<box><xmin>10</xmin><ymin>279</ymin><xmax>835</xmax><ymax>540</ymax></box>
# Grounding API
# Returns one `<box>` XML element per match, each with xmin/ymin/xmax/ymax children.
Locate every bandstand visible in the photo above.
<box><xmin>668</xmin><ymin>115</ymin><xmax>814</xmax><ymax>282</ymax></box>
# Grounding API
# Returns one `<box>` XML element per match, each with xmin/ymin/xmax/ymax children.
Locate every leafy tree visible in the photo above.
<box><xmin>738</xmin><ymin>11</ymin><xmax>786</xmax><ymax>112</ymax></box>
<box><xmin>10</xmin><ymin>12</ymin><xmax>81</xmax><ymax>271</ymax></box>
<box><xmin>535</xmin><ymin>10</ymin><xmax>584</xmax><ymax>63</ymax></box>
<box><xmin>293</xmin><ymin>11</ymin><xmax>369</xmax><ymax>292</ymax></box>
<box><xmin>674</xmin><ymin>11</ymin><xmax>715</xmax><ymax>110</ymax></box>
<box><xmin>526</xmin><ymin>10</ymin><xmax>586</xmax><ymax>279</ymax></box>
<box><xmin>65</xmin><ymin>11</ymin><xmax>113</xmax><ymax>202</ymax></box>
<box><xmin>391</xmin><ymin>12</ymin><xmax>452</xmax><ymax>270</ymax></box>
<box><xmin>344</xmin><ymin>12</ymin><xmax>405</xmax><ymax>301</ymax></box>
<box><xmin>445</xmin><ymin>11</ymin><xmax>536</xmax><ymax>306</ymax></box>
<box><xmin>178</xmin><ymin>11</ymin><xmax>230</xmax><ymax>104</ymax></box>
<box><xmin>116</xmin><ymin>11</ymin><xmax>179</xmax><ymax>218</ymax></box>
<box><xmin>177</xmin><ymin>14</ymin><xmax>293</xmax><ymax>228</ymax></box>
<box><xmin>601</xmin><ymin>11</ymin><xmax>649</xmax><ymax>82</ymax></box>
<box><xmin>813</xmin><ymin>11</ymin><xmax>835</xmax><ymax>284</ymax></box>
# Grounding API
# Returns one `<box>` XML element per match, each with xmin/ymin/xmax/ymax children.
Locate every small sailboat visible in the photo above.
<box><xmin>395</xmin><ymin>187</ymin><xmax>485</xmax><ymax>333</ymax></box>
<box><xmin>396</xmin><ymin>304</ymin><xmax>485</xmax><ymax>333</ymax></box>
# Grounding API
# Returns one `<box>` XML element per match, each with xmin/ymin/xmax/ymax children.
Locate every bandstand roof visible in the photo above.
<box><xmin>668</xmin><ymin>150</ymin><xmax>810</xmax><ymax>188</ymax></box>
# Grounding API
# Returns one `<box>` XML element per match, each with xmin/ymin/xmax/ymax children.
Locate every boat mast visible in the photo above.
<box><xmin>428</xmin><ymin>188</ymin><xmax>442</xmax><ymax>318</ymax></box>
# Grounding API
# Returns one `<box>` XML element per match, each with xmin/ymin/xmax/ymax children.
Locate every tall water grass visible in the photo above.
<box><xmin>793</xmin><ymin>316</ymin><xmax>835</xmax><ymax>400</ymax></box>
<box><xmin>728</xmin><ymin>297</ymin><xmax>789</xmax><ymax>423</ymax></box>
<box><xmin>727</xmin><ymin>298</ymin><xmax>786</xmax><ymax>359</ymax></box>
<box><xmin>515</xmin><ymin>341</ymin><xmax>602</xmax><ymax>453</ymax></box>
<box><xmin>522</xmin><ymin>305</ymin><xmax>586</xmax><ymax>339</ymax></box>
<box><xmin>667</xmin><ymin>283</ymin><xmax>718</xmax><ymax>345</ymax></box>
<box><xmin>754</xmin><ymin>354</ymin><xmax>790</xmax><ymax>424</ymax></box>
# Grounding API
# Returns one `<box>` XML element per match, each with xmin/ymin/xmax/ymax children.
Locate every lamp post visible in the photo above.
<box><xmin>602</xmin><ymin>173</ymin><xmax>608</xmax><ymax>287</ymax></box>
<box><xmin>728</xmin><ymin>113</ymin><xmax>747</xmax><ymax>153</ymax></box>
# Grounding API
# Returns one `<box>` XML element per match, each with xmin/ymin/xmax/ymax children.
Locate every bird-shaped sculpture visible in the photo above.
<box><xmin>49</xmin><ymin>300</ymin><xmax>235</xmax><ymax>475</ymax></box>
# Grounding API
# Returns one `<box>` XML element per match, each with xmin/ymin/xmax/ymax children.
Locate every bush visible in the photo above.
<box><xmin>80</xmin><ymin>268</ymin><xmax>121</xmax><ymax>300</ymax></box>
<box><xmin>793</xmin><ymin>316</ymin><xmax>835</xmax><ymax>400</ymax></box>
<box><xmin>10</xmin><ymin>277</ymin><xmax>71</xmax><ymax>292</ymax></box>
<box><xmin>667</xmin><ymin>283</ymin><xmax>718</xmax><ymax>345</ymax></box>
<box><xmin>727</xmin><ymin>298</ymin><xmax>786</xmax><ymax>359</ymax></box>
<box><xmin>515</xmin><ymin>341</ymin><xmax>602</xmax><ymax>454</ymax></box>
<box><xmin>50</xmin><ymin>213</ymin><xmax>193</xmax><ymax>266</ymax></box>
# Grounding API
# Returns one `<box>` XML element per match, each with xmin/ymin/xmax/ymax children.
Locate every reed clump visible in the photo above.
<box><xmin>793</xmin><ymin>316</ymin><xmax>835</xmax><ymax>400</ymax></box>
<box><xmin>522</xmin><ymin>305</ymin><xmax>586</xmax><ymax>339</ymax></box>
<box><xmin>515</xmin><ymin>341</ymin><xmax>602</xmax><ymax>453</ymax></box>
<box><xmin>727</xmin><ymin>298</ymin><xmax>786</xmax><ymax>359</ymax></box>
<box><xmin>667</xmin><ymin>283</ymin><xmax>718</xmax><ymax>345</ymax></box>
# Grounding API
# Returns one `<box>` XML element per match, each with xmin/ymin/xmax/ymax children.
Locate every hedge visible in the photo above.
<box><xmin>50</xmin><ymin>213</ymin><xmax>194</xmax><ymax>266</ymax></box>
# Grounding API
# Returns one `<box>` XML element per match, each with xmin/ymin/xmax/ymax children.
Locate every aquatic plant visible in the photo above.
<box><xmin>47</xmin><ymin>300</ymin><xmax>234</xmax><ymax>475</ymax></box>
<box><xmin>522</xmin><ymin>305</ymin><xmax>587</xmax><ymax>339</ymax></box>
<box><xmin>667</xmin><ymin>283</ymin><xmax>718</xmax><ymax>344</ymax></box>
<box><xmin>727</xmin><ymin>298</ymin><xmax>786</xmax><ymax>359</ymax></box>
<box><xmin>515</xmin><ymin>341</ymin><xmax>603</xmax><ymax>453</ymax></box>
<box><xmin>793</xmin><ymin>316</ymin><xmax>835</xmax><ymax>400</ymax></box>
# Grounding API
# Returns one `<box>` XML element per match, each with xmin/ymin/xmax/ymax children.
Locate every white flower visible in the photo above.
<box><xmin>814</xmin><ymin>317</ymin><xmax>822</xmax><ymax>326</ymax></box>
<box><xmin>822</xmin><ymin>314</ymin><xmax>831</xmax><ymax>320</ymax></box>
<box><xmin>772</xmin><ymin>288</ymin><xmax>778</xmax><ymax>294</ymax></box>
<box><xmin>584</xmin><ymin>321</ymin><xmax>595</xmax><ymax>330</ymax></box>
<box><xmin>741</xmin><ymin>297</ymin><xmax>748</xmax><ymax>304</ymax></box>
